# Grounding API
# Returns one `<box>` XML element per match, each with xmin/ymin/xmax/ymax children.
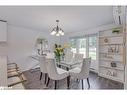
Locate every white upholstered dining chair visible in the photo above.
<box><xmin>71</xmin><ymin>53</ymin><xmax>84</xmax><ymax>68</ymax></box>
<box><xmin>61</xmin><ymin>50</ymin><xmax>73</xmax><ymax>63</ymax></box>
<box><xmin>39</xmin><ymin>56</ymin><xmax>48</xmax><ymax>84</ymax></box>
<box><xmin>46</xmin><ymin>59</ymin><xmax>69</xmax><ymax>89</ymax></box>
<box><xmin>69</xmin><ymin>58</ymin><xmax>91</xmax><ymax>89</ymax></box>
<box><xmin>73</xmin><ymin>53</ymin><xmax>84</xmax><ymax>62</ymax></box>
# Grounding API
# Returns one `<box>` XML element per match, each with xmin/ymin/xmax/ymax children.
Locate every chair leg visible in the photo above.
<box><xmin>44</xmin><ymin>73</ymin><xmax>47</xmax><ymax>84</ymax></box>
<box><xmin>67</xmin><ymin>76</ymin><xmax>70</xmax><ymax>89</ymax></box>
<box><xmin>82</xmin><ymin>79</ymin><xmax>84</xmax><ymax>89</ymax></box>
<box><xmin>46</xmin><ymin>77</ymin><xmax>50</xmax><ymax>87</ymax></box>
<box><xmin>87</xmin><ymin>78</ymin><xmax>90</xmax><ymax>89</ymax></box>
<box><xmin>76</xmin><ymin>79</ymin><xmax>80</xmax><ymax>83</ymax></box>
<box><xmin>55</xmin><ymin>80</ymin><xmax>57</xmax><ymax>89</ymax></box>
<box><xmin>40</xmin><ymin>72</ymin><xmax>42</xmax><ymax>80</ymax></box>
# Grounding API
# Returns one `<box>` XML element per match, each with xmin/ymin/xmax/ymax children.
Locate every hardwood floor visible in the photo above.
<box><xmin>23</xmin><ymin>68</ymin><xmax>124</xmax><ymax>89</ymax></box>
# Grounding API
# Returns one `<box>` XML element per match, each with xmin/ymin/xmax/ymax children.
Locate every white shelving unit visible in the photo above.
<box><xmin>99</xmin><ymin>27</ymin><xmax>126</xmax><ymax>83</ymax></box>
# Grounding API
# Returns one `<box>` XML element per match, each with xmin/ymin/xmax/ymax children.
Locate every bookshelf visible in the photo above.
<box><xmin>99</xmin><ymin>27</ymin><xmax>125</xmax><ymax>83</ymax></box>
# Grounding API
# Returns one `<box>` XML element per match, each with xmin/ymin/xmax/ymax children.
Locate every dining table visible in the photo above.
<box><xmin>30</xmin><ymin>53</ymin><xmax>82</xmax><ymax>71</ymax></box>
<box><xmin>59</xmin><ymin>60</ymin><xmax>82</xmax><ymax>71</ymax></box>
<box><xmin>30</xmin><ymin>53</ymin><xmax>82</xmax><ymax>89</ymax></box>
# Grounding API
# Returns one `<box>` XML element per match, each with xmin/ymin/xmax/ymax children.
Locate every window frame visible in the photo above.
<box><xmin>69</xmin><ymin>33</ymin><xmax>97</xmax><ymax>60</ymax></box>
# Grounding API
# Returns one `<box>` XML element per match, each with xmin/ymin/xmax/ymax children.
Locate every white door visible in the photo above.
<box><xmin>70</xmin><ymin>34</ymin><xmax>98</xmax><ymax>73</ymax></box>
<box><xmin>88</xmin><ymin>35</ymin><xmax>98</xmax><ymax>73</ymax></box>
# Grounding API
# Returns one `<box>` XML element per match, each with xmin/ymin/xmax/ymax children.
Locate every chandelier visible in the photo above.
<box><xmin>50</xmin><ymin>20</ymin><xmax>64</xmax><ymax>36</ymax></box>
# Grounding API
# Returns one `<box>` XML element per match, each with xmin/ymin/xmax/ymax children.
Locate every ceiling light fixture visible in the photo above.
<box><xmin>50</xmin><ymin>20</ymin><xmax>64</xmax><ymax>36</ymax></box>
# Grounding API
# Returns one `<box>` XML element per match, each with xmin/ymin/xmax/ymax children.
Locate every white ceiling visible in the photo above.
<box><xmin>0</xmin><ymin>6</ymin><xmax>114</xmax><ymax>33</ymax></box>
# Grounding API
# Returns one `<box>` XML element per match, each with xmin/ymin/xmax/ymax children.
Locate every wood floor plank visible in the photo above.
<box><xmin>22</xmin><ymin>68</ymin><xmax>124</xmax><ymax>89</ymax></box>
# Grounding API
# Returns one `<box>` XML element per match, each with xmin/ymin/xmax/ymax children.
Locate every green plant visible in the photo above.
<box><xmin>54</xmin><ymin>44</ymin><xmax>64</xmax><ymax>63</ymax></box>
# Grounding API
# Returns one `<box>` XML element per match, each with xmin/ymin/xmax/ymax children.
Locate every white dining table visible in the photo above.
<box><xmin>59</xmin><ymin>60</ymin><xmax>82</xmax><ymax>71</ymax></box>
<box><xmin>30</xmin><ymin>53</ymin><xmax>82</xmax><ymax>72</ymax></box>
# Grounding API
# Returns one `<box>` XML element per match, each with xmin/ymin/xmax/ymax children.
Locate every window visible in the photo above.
<box><xmin>89</xmin><ymin>36</ymin><xmax>97</xmax><ymax>60</ymax></box>
<box><xmin>78</xmin><ymin>38</ymin><xmax>86</xmax><ymax>58</ymax></box>
<box><xmin>70</xmin><ymin>39</ymin><xmax>77</xmax><ymax>53</ymax></box>
<box><xmin>70</xmin><ymin>34</ymin><xmax>97</xmax><ymax>60</ymax></box>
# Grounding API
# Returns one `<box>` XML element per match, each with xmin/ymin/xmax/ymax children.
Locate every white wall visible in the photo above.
<box><xmin>0</xmin><ymin>25</ymin><xmax>59</xmax><ymax>71</ymax></box>
<box><xmin>63</xmin><ymin>24</ymin><xmax>122</xmax><ymax>42</ymax></box>
<box><xmin>61</xmin><ymin>24</ymin><xmax>121</xmax><ymax>73</ymax></box>
<box><xmin>0</xmin><ymin>23</ymin><xmax>122</xmax><ymax>72</ymax></box>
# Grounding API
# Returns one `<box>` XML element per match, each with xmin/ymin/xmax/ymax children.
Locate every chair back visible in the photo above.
<box><xmin>46</xmin><ymin>59</ymin><xmax>59</xmax><ymax>80</ymax></box>
<box><xmin>64</xmin><ymin>51</ymin><xmax>73</xmax><ymax>62</ymax></box>
<box><xmin>73</xmin><ymin>53</ymin><xmax>84</xmax><ymax>63</ymax></box>
<box><xmin>78</xmin><ymin>58</ymin><xmax>91</xmax><ymax>79</ymax></box>
<box><xmin>46</xmin><ymin>53</ymin><xmax>55</xmax><ymax>59</ymax></box>
<box><xmin>39</xmin><ymin>56</ymin><xmax>47</xmax><ymax>73</ymax></box>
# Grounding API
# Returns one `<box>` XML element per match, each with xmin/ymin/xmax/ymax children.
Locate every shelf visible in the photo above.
<box><xmin>99</xmin><ymin>43</ymin><xmax>124</xmax><ymax>46</ymax></box>
<box><xmin>99</xmin><ymin>65</ymin><xmax>124</xmax><ymax>71</ymax></box>
<box><xmin>99</xmin><ymin>59</ymin><xmax>123</xmax><ymax>63</ymax></box>
<box><xmin>99</xmin><ymin>26</ymin><xmax>122</xmax><ymax>32</ymax></box>
<box><xmin>99</xmin><ymin>73</ymin><xmax>124</xmax><ymax>83</ymax></box>
<box><xmin>99</xmin><ymin>34</ymin><xmax>123</xmax><ymax>38</ymax></box>
<box><xmin>99</xmin><ymin>52</ymin><xmax>123</xmax><ymax>55</ymax></box>
<box><xmin>99</xmin><ymin>27</ymin><xmax>125</xmax><ymax>83</ymax></box>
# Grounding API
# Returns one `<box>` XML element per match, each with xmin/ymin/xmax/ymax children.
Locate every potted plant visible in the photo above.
<box><xmin>112</xmin><ymin>28</ymin><xmax>121</xmax><ymax>34</ymax></box>
<box><xmin>54</xmin><ymin>44</ymin><xmax>64</xmax><ymax>63</ymax></box>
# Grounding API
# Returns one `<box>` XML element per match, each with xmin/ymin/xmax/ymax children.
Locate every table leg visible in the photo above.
<box><xmin>58</xmin><ymin>65</ymin><xmax>61</xmax><ymax>68</ymax></box>
<box><xmin>66</xmin><ymin>67</ymin><xmax>69</xmax><ymax>71</ymax></box>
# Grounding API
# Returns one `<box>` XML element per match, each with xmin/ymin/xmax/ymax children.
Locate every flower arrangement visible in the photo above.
<box><xmin>54</xmin><ymin>44</ymin><xmax>65</xmax><ymax>63</ymax></box>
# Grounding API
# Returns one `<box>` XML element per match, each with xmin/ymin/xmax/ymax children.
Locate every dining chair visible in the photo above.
<box><xmin>73</xmin><ymin>53</ymin><xmax>84</xmax><ymax>62</ymax></box>
<box><xmin>46</xmin><ymin>59</ymin><xmax>69</xmax><ymax>89</ymax></box>
<box><xmin>39</xmin><ymin>56</ymin><xmax>48</xmax><ymax>84</ymax></box>
<box><xmin>60</xmin><ymin>51</ymin><xmax>73</xmax><ymax>70</ymax></box>
<box><xmin>71</xmin><ymin>53</ymin><xmax>84</xmax><ymax>68</ymax></box>
<box><xmin>61</xmin><ymin>50</ymin><xmax>73</xmax><ymax>63</ymax></box>
<box><xmin>69</xmin><ymin>58</ymin><xmax>91</xmax><ymax>89</ymax></box>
